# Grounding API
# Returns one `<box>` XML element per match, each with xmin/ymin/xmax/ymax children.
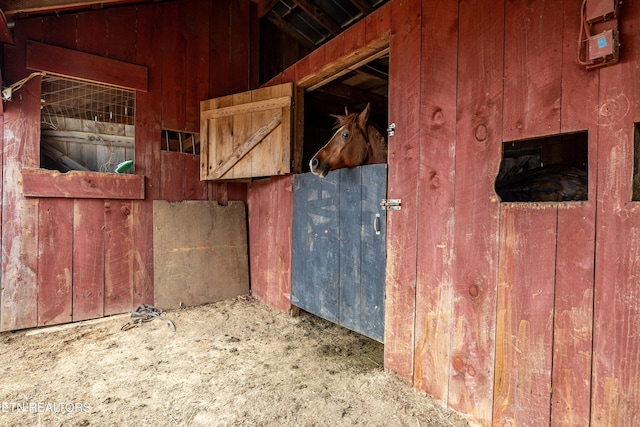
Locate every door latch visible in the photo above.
<box><xmin>380</xmin><ymin>199</ymin><xmax>401</xmax><ymax>210</ymax></box>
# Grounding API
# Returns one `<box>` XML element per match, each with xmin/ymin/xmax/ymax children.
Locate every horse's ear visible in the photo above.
<box><xmin>344</xmin><ymin>106</ymin><xmax>349</xmax><ymax>116</ymax></box>
<box><xmin>358</xmin><ymin>103</ymin><xmax>370</xmax><ymax>128</ymax></box>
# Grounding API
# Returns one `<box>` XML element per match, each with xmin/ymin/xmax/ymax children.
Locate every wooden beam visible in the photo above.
<box><xmin>22</xmin><ymin>167</ymin><xmax>145</xmax><ymax>199</ymax></box>
<box><xmin>351</xmin><ymin>0</ymin><xmax>374</xmax><ymax>15</ymax></box>
<box><xmin>291</xmin><ymin>0</ymin><xmax>341</xmax><ymax>36</ymax></box>
<box><xmin>26</xmin><ymin>40</ymin><xmax>148</xmax><ymax>91</ymax></box>
<box><xmin>0</xmin><ymin>7</ymin><xmax>13</xmax><ymax>43</ymax></box>
<box><xmin>0</xmin><ymin>0</ymin><xmax>133</xmax><ymax>16</ymax></box>
<box><xmin>254</xmin><ymin>0</ymin><xmax>279</xmax><ymax>19</ymax></box>
<box><xmin>265</xmin><ymin>10</ymin><xmax>316</xmax><ymax>51</ymax></box>
<box><xmin>316</xmin><ymin>80</ymin><xmax>387</xmax><ymax>110</ymax></box>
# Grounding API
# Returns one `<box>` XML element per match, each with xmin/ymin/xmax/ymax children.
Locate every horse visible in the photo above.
<box><xmin>309</xmin><ymin>103</ymin><xmax>387</xmax><ymax>178</ymax></box>
<box><xmin>494</xmin><ymin>164</ymin><xmax>588</xmax><ymax>202</ymax></box>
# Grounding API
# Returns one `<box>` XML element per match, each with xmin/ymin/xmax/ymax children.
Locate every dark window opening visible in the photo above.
<box><xmin>302</xmin><ymin>54</ymin><xmax>389</xmax><ymax>173</ymax></box>
<box><xmin>161</xmin><ymin>130</ymin><xmax>200</xmax><ymax>155</ymax></box>
<box><xmin>495</xmin><ymin>132</ymin><xmax>588</xmax><ymax>202</ymax></box>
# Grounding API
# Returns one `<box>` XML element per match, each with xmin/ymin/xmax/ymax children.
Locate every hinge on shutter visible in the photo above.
<box><xmin>380</xmin><ymin>199</ymin><xmax>401</xmax><ymax>210</ymax></box>
<box><xmin>387</xmin><ymin>123</ymin><xmax>396</xmax><ymax>137</ymax></box>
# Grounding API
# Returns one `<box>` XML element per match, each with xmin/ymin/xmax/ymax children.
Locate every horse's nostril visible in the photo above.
<box><xmin>310</xmin><ymin>158</ymin><xmax>319</xmax><ymax>169</ymax></box>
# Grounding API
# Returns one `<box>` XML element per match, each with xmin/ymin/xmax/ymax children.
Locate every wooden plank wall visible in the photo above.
<box><xmin>1</xmin><ymin>0</ymin><xmax>250</xmax><ymax>330</ymax></box>
<box><xmin>249</xmin><ymin>0</ymin><xmax>640</xmax><ymax>425</ymax></box>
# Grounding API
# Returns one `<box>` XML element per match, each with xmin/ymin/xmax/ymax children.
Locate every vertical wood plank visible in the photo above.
<box><xmin>209</xmin><ymin>0</ymin><xmax>231</xmax><ymax>98</ymax></box>
<box><xmin>359</xmin><ymin>164</ymin><xmax>386</xmax><ymax>342</ymax></box>
<box><xmin>185</xmin><ymin>154</ymin><xmax>208</xmax><ymax>200</ymax></box>
<box><xmin>42</xmin><ymin>14</ymin><xmax>77</xmax><ymax>49</ymax></box>
<box><xmin>273</xmin><ymin>175</ymin><xmax>293</xmax><ymax>312</ymax></box>
<box><xmin>450</xmin><ymin>0</ymin><xmax>504</xmax><ymax>423</ymax></box>
<box><xmin>592</xmin><ymin>1</ymin><xmax>640</xmax><ymax>424</ymax></box>
<box><xmin>2</xmin><ymin>18</ymin><xmax>41</xmax><ymax>331</ymax></box>
<box><xmin>550</xmin><ymin>2</ymin><xmax>599</xmax><ymax>425</ymax></box>
<box><xmin>413</xmin><ymin>0</ymin><xmax>458</xmax><ymax>402</ymax></box>
<box><xmin>493</xmin><ymin>206</ymin><xmax>557</xmax><ymax>426</ymax></box>
<box><xmin>384</xmin><ymin>0</ymin><xmax>421</xmax><ymax>382</ymax></box>
<box><xmin>338</xmin><ymin>167</ymin><xmax>363</xmax><ymax>333</ymax></box>
<box><xmin>248</xmin><ymin>176</ymin><xmax>291</xmax><ymax>313</ymax></box>
<box><xmin>37</xmin><ymin>198</ymin><xmax>73</xmax><ymax>326</ymax></box>
<box><xmin>161</xmin><ymin>0</ymin><xmax>186</xmax><ymax>130</ymax></box>
<box><xmin>1</xmin><ymin>77</ymin><xmax>41</xmax><ymax>331</ymax></box>
<box><xmin>104</xmin><ymin>200</ymin><xmax>133</xmax><ymax>315</ymax></box>
<box><xmin>160</xmin><ymin>151</ymin><xmax>186</xmax><ymax>202</ymax></box>
<box><xmin>185</xmin><ymin>0</ymin><xmax>210</xmax><ymax>132</ymax></box>
<box><xmin>76</xmin><ymin>10</ymin><xmax>107</xmax><ymax>55</ymax></box>
<box><xmin>106</xmin><ymin>6</ymin><xmax>137</xmax><ymax>62</ymax></box>
<box><xmin>132</xmin><ymin>2</ymin><xmax>163</xmax><ymax>307</ymax></box>
<box><xmin>503</xmin><ymin>0</ymin><xmax>562</xmax><ymax>141</ymax></box>
<box><xmin>72</xmin><ymin>199</ymin><xmax>105</xmax><ymax>322</ymax></box>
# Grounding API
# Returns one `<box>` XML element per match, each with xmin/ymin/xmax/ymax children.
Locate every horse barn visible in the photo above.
<box><xmin>0</xmin><ymin>0</ymin><xmax>639</xmax><ymax>425</ymax></box>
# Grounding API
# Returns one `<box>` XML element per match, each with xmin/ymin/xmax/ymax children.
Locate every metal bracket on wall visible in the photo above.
<box><xmin>387</xmin><ymin>123</ymin><xmax>396</xmax><ymax>137</ymax></box>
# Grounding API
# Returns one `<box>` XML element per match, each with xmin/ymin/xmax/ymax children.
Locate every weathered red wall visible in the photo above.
<box><xmin>0</xmin><ymin>0</ymin><xmax>250</xmax><ymax>330</ymax></box>
<box><xmin>248</xmin><ymin>0</ymin><xmax>640</xmax><ymax>425</ymax></box>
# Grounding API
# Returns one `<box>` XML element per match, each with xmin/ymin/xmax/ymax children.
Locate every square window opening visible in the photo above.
<box><xmin>40</xmin><ymin>76</ymin><xmax>135</xmax><ymax>173</ymax></box>
<box><xmin>495</xmin><ymin>131</ymin><xmax>588</xmax><ymax>203</ymax></box>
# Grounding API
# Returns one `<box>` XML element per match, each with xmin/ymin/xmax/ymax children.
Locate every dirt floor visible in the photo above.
<box><xmin>0</xmin><ymin>296</ymin><xmax>469</xmax><ymax>427</ymax></box>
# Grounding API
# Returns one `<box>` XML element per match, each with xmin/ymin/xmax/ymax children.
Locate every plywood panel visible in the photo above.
<box><xmin>450</xmin><ymin>0</ymin><xmax>504</xmax><ymax>423</ymax></box>
<box><xmin>413</xmin><ymin>0</ymin><xmax>458</xmax><ymax>402</ymax></box>
<box><xmin>72</xmin><ymin>199</ymin><xmax>105</xmax><ymax>322</ymax></box>
<box><xmin>153</xmin><ymin>201</ymin><xmax>249</xmax><ymax>309</ymax></box>
<box><xmin>493</xmin><ymin>206</ymin><xmax>557</xmax><ymax>426</ymax></box>
<box><xmin>384</xmin><ymin>0</ymin><xmax>421</xmax><ymax>382</ymax></box>
<box><xmin>503</xmin><ymin>0</ymin><xmax>562</xmax><ymax>140</ymax></box>
<box><xmin>37</xmin><ymin>198</ymin><xmax>73</xmax><ymax>326</ymax></box>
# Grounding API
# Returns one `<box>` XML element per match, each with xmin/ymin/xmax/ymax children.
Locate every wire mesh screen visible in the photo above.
<box><xmin>41</xmin><ymin>76</ymin><xmax>135</xmax><ymax>128</ymax></box>
<box><xmin>40</xmin><ymin>76</ymin><xmax>135</xmax><ymax>173</ymax></box>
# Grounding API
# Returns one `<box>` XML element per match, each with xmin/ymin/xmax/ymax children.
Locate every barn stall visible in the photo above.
<box><xmin>0</xmin><ymin>0</ymin><xmax>639</xmax><ymax>426</ymax></box>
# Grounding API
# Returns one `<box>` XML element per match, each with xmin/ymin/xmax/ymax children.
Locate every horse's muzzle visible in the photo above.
<box><xmin>309</xmin><ymin>157</ymin><xmax>329</xmax><ymax>178</ymax></box>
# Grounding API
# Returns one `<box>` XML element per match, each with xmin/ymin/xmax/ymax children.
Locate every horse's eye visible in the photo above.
<box><xmin>342</xmin><ymin>131</ymin><xmax>349</xmax><ymax>139</ymax></box>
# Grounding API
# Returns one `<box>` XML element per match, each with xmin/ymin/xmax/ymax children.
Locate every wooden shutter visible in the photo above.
<box><xmin>200</xmin><ymin>83</ymin><xmax>302</xmax><ymax>181</ymax></box>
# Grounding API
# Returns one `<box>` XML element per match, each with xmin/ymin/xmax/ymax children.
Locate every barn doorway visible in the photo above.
<box><xmin>291</xmin><ymin>51</ymin><xmax>389</xmax><ymax>342</ymax></box>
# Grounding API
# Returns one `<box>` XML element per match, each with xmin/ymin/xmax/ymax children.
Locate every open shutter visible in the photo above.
<box><xmin>200</xmin><ymin>83</ymin><xmax>302</xmax><ymax>180</ymax></box>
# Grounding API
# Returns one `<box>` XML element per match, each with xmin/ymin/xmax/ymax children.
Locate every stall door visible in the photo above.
<box><xmin>292</xmin><ymin>164</ymin><xmax>387</xmax><ymax>342</ymax></box>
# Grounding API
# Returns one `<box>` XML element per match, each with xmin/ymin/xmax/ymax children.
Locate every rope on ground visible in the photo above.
<box><xmin>121</xmin><ymin>303</ymin><xmax>176</xmax><ymax>332</ymax></box>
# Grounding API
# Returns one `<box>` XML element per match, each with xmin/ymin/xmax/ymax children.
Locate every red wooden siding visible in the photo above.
<box><xmin>247</xmin><ymin>175</ymin><xmax>293</xmax><ymax>313</ymax></box>
<box><xmin>1</xmin><ymin>0</ymin><xmax>250</xmax><ymax>331</ymax></box>
<box><xmin>450</xmin><ymin>0</ymin><xmax>504</xmax><ymax>422</ymax></box>
<box><xmin>384</xmin><ymin>0</ymin><xmax>421</xmax><ymax>383</ymax></box>
<box><xmin>251</xmin><ymin>1</ymin><xmax>639</xmax><ymax>425</ymax></box>
<box><xmin>413</xmin><ymin>0</ymin><xmax>458</xmax><ymax>403</ymax></box>
<box><xmin>592</xmin><ymin>1</ymin><xmax>640</xmax><ymax>425</ymax></box>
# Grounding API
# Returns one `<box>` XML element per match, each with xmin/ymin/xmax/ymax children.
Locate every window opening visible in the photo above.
<box><xmin>161</xmin><ymin>130</ymin><xmax>200</xmax><ymax>155</ymax></box>
<box><xmin>40</xmin><ymin>75</ymin><xmax>135</xmax><ymax>173</ymax></box>
<box><xmin>302</xmin><ymin>53</ymin><xmax>389</xmax><ymax>173</ymax></box>
<box><xmin>495</xmin><ymin>131</ymin><xmax>588</xmax><ymax>202</ymax></box>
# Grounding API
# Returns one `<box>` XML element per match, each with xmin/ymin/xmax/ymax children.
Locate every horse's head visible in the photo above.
<box><xmin>309</xmin><ymin>104</ymin><xmax>375</xmax><ymax>178</ymax></box>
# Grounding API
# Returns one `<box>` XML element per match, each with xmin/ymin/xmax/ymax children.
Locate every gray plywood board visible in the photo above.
<box><xmin>153</xmin><ymin>200</ymin><xmax>249</xmax><ymax>309</ymax></box>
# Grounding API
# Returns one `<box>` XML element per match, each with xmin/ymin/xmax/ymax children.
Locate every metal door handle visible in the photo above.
<box><xmin>374</xmin><ymin>213</ymin><xmax>381</xmax><ymax>235</ymax></box>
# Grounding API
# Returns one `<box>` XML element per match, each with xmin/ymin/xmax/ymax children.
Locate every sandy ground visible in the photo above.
<box><xmin>0</xmin><ymin>296</ymin><xmax>468</xmax><ymax>427</ymax></box>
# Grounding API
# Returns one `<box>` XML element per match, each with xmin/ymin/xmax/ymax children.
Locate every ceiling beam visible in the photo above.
<box><xmin>350</xmin><ymin>0</ymin><xmax>374</xmax><ymax>15</ymax></box>
<box><xmin>291</xmin><ymin>0</ymin><xmax>341</xmax><ymax>36</ymax></box>
<box><xmin>0</xmin><ymin>0</ymin><xmax>139</xmax><ymax>17</ymax></box>
<box><xmin>265</xmin><ymin>10</ymin><xmax>316</xmax><ymax>51</ymax></box>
